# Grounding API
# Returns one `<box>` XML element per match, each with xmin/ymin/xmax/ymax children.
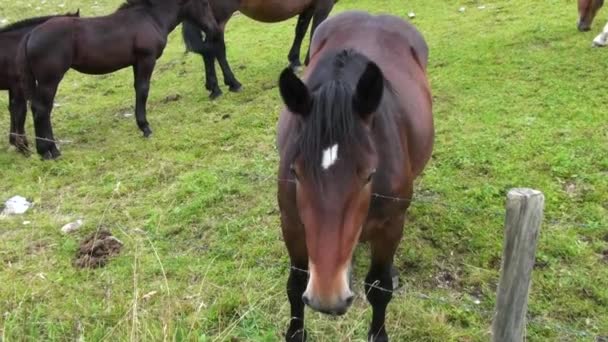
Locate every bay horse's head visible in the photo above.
<box><xmin>278</xmin><ymin>54</ymin><xmax>385</xmax><ymax>315</ymax></box>
<box><xmin>578</xmin><ymin>0</ymin><xmax>604</xmax><ymax>31</ymax></box>
<box><xmin>179</xmin><ymin>0</ymin><xmax>219</xmax><ymax>38</ymax></box>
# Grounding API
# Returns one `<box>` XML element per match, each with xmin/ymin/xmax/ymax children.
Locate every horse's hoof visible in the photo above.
<box><xmin>209</xmin><ymin>89</ymin><xmax>223</xmax><ymax>100</ymax></box>
<box><xmin>16</xmin><ymin>141</ymin><xmax>31</xmax><ymax>156</ymax></box>
<box><xmin>228</xmin><ymin>83</ymin><xmax>242</xmax><ymax>93</ymax></box>
<box><xmin>41</xmin><ymin>148</ymin><xmax>60</xmax><ymax>160</ymax></box>
<box><xmin>368</xmin><ymin>331</ymin><xmax>389</xmax><ymax>342</ymax></box>
<box><xmin>142</xmin><ymin>126</ymin><xmax>153</xmax><ymax>138</ymax></box>
<box><xmin>285</xmin><ymin>329</ymin><xmax>307</xmax><ymax>342</ymax></box>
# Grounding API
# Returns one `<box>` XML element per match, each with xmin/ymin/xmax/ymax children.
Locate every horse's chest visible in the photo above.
<box><xmin>360</xmin><ymin>216</ymin><xmax>390</xmax><ymax>242</ymax></box>
<box><xmin>239</xmin><ymin>0</ymin><xmax>314</xmax><ymax>23</ymax></box>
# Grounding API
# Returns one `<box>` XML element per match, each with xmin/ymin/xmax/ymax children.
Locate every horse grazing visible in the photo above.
<box><xmin>0</xmin><ymin>11</ymin><xmax>80</xmax><ymax>154</ymax></box>
<box><xmin>16</xmin><ymin>0</ymin><xmax>218</xmax><ymax>159</ymax></box>
<box><xmin>182</xmin><ymin>0</ymin><xmax>337</xmax><ymax>99</ymax></box>
<box><xmin>277</xmin><ymin>11</ymin><xmax>434</xmax><ymax>341</ymax></box>
<box><xmin>578</xmin><ymin>0</ymin><xmax>604</xmax><ymax>31</ymax></box>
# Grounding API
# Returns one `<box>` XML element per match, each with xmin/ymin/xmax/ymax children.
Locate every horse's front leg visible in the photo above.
<box><xmin>305</xmin><ymin>0</ymin><xmax>335</xmax><ymax>65</ymax></box>
<box><xmin>285</xmin><ymin>261</ymin><xmax>308</xmax><ymax>342</ymax></box>
<box><xmin>365</xmin><ymin>216</ymin><xmax>404</xmax><ymax>342</ymax></box>
<box><xmin>133</xmin><ymin>57</ymin><xmax>156</xmax><ymax>137</ymax></box>
<box><xmin>8</xmin><ymin>89</ymin><xmax>30</xmax><ymax>155</ymax></box>
<box><xmin>282</xmin><ymin>215</ymin><xmax>309</xmax><ymax>342</ymax></box>
<box><xmin>287</xmin><ymin>8</ymin><xmax>314</xmax><ymax>70</ymax></box>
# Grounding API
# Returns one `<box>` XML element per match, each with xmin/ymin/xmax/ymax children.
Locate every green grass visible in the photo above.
<box><xmin>1</xmin><ymin>0</ymin><xmax>607</xmax><ymax>340</ymax></box>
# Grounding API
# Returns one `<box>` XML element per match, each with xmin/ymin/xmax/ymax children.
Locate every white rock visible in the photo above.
<box><xmin>23</xmin><ymin>221</ymin><xmax>31</xmax><ymax>225</ymax></box>
<box><xmin>61</xmin><ymin>219</ymin><xmax>84</xmax><ymax>234</ymax></box>
<box><xmin>459</xmin><ymin>7</ymin><xmax>466</xmax><ymax>13</ymax></box>
<box><xmin>1</xmin><ymin>196</ymin><xmax>32</xmax><ymax>216</ymax></box>
<box><xmin>478</xmin><ymin>5</ymin><xmax>486</xmax><ymax>10</ymax></box>
<box><xmin>408</xmin><ymin>12</ymin><xmax>416</xmax><ymax>19</ymax></box>
<box><xmin>0</xmin><ymin>19</ymin><xmax>8</xmax><ymax>25</ymax></box>
<box><xmin>123</xmin><ymin>113</ymin><xmax>134</xmax><ymax>118</ymax></box>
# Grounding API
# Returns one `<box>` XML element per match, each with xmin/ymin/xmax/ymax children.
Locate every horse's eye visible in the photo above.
<box><xmin>366</xmin><ymin>169</ymin><xmax>377</xmax><ymax>183</ymax></box>
<box><xmin>290</xmin><ymin>165</ymin><xmax>299</xmax><ymax>180</ymax></box>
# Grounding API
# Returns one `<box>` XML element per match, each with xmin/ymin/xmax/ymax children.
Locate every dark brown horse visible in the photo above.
<box><xmin>277</xmin><ymin>11</ymin><xmax>434</xmax><ymax>342</ymax></box>
<box><xmin>182</xmin><ymin>0</ymin><xmax>337</xmax><ymax>99</ymax></box>
<box><xmin>578</xmin><ymin>0</ymin><xmax>604</xmax><ymax>31</ymax></box>
<box><xmin>17</xmin><ymin>0</ymin><xmax>218</xmax><ymax>159</ymax></box>
<box><xmin>0</xmin><ymin>11</ymin><xmax>79</xmax><ymax>154</ymax></box>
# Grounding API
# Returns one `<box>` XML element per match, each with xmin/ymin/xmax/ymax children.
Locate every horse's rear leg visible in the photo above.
<box><xmin>287</xmin><ymin>8</ymin><xmax>314</xmax><ymax>70</ymax></box>
<box><xmin>365</xmin><ymin>216</ymin><xmax>404</xmax><ymax>342</ymax></box>
<box><xmin>215</xmin><ymin>31</ymin><xmax>242</xmax><ymax>93</ymax></box>
<box><xmin>31</xmin><ymin>82</ymin><xmax>61</xmax><ymax>159</ymax></box>
<box><xmin>305</xmin><ymin>1</ymin><xmax>335</xmax><ymax>65</ymax></box>
<box><xmin>133</xmin><ymin>58</ymin><xmax>156</xmax><ymax>137</ymax></box>
<box><xmin>200</xmin><ymin>43</ymin><xmax>223</xmax><ymax>100</ymax></box>
<box><xmin>8</xmin><ymin>89</ymin><xmax>30</xmax><ymax>155</ymax></box>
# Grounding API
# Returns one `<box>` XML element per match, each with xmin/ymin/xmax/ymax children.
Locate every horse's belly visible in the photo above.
<box><xmin>239</xmin><ymin>0</ymin><xmax>313</xmax><ymax>23</ymax></box>
<box><xmin>73</xmin><ymin>42</ymin><xmax>135</xmax><ymax>75</ymax></box>
<box><xmin>72</xmin><ymin>62</ymin><xmax>131</xmax><ymax>75</ymax></box>
<box><xmin>0</xmin><ymin>61</ymin><xmax>11</xmax><ymax>89</ymax></box>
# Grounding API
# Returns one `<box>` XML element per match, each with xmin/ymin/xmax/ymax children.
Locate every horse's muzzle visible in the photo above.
<box><xmin>302</xmin><ymin>293</ymin><xmax>354</xmax><ymax>316</ymax></box>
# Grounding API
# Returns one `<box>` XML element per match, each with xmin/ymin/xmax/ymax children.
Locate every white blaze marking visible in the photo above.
<box><xmin>321</xmin><ymin>144</ymin><xmax>339</xmax><ymax>170</ymax></box>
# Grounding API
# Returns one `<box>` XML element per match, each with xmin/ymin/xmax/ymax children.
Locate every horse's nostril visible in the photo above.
<box><xmin>301</xmin><ymin>294</ymin><xmax>310</xmax><ymax>306</ymax></box>
<box><xmin>345</xmin><ymin>295</ymin><xmax>355</xmax><ymax>306</ymax></box>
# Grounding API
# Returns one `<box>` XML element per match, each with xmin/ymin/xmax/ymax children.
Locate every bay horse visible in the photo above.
<box><xmin>277</xmin><ymin>11</ymin><xmax>434</xmax><ymax>342</ymax></box>
<box><xmin>0</xmin><ymin>11</ymin><xmax>80</xmax><ymax>154</ymax></box>
<box><xmin>17</xmin><ymin>0</ymin><xmax>219</xmax><ymax>159</ymax></box>
<box><xmin>182</xmin><ymin>0</ymin><xmax>337</xmax><ymax>99</ymax></box>
<box><xmin>578</xmin><ymin>0</ymin><xmax>604</xmax><ymax>31</ymax></box>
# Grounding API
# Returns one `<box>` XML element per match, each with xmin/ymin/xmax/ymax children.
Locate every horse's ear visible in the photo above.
<box><xmin>353</xmin><ymin>62</ymin><xmax>384</xmax><ymax>121</ymax></box>
<box><xmin>279</xmin><ymin>68</ymin><xmax>311</xmax><ymax>117</ymax></box>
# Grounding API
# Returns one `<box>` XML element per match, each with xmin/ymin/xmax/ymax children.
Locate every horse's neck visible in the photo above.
<box><xmin>141</xmin><ymin>4</ymin><xmax>181</xmax><ymax>35</ymax></box>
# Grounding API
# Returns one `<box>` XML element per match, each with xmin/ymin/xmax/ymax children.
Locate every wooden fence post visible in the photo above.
<box><xmin>492</xmin><ymin>188</ymin><xmax>544</xmax><ymax>342</ymax></box>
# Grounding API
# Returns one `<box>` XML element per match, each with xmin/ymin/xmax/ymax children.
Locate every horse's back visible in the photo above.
<box><xmin>308</xmin><ymin>11</ymin><xmax>433</xmax><ymax>177</ymax></box>
<box><xmin>238</xmin><ymin>0</ymin><xmax>315</xmax><ymax>23</ymax></box>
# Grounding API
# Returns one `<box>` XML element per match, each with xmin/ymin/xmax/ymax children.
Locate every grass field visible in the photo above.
<box><xmin>1</xmin><ymin>0</ymin><xmax>607</xmax><ymax>340</ymax></box>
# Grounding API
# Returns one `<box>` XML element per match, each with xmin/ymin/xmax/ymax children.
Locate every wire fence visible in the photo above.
<box><xmin>3</xmin><ymin>136</ymin><xmax>606</xmax><ymax>340</ymax></box>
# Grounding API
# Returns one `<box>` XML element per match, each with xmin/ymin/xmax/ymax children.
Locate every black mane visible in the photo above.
<box><xmin>0</xmin><ymin>11</ymin><xmax>79</xmax><ymax>34</ymax></box>
<box><xmin>292</xmin><ymin>49</ymin><xmax>380</xmax><ymax>183</ymax></box>
<box><xmin>118</xmin><ymin>0</ymin><xmax>155</xmax><ymax>10</ymax></box>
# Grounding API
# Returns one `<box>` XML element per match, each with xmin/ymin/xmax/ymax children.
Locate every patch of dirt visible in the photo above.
<box><xmin>488</xmin><ymin>255</ymin><xmax>502</xmax><ymax>270</ymax></box>
<box><xmin>563</xmin><ymin>181</ymin><xmax>577</xmax><ymax>197</ymax></box>
<box><xmin>73</xmin><ymin>230</ymin><xmax>123</xmax><ymax>269</ymax></box>
<box><xmin>162</xmin><ymin>94</ymin><xmax>181</xmax><ymax>103</ymax></box>
<box><xmin>601</xmin><ymin>250</ymin><xmax>608</xmax><ymax>263</ymax></box>
<box><xmin>26</xmin><ymin>240</ymin><xmax>52</xmax><ymax>255</ymax></box>
<box><xmin>435</xmin><ymin>270</ymin><xmax>459</xmax><ymax>289</ymax></box>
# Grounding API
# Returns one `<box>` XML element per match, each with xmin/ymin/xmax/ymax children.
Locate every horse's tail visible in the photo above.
<box><xmin>182</xmin><ymin>20</ymin><xmax>206</xmax><ymax>54</ymax></box>
<box><xmin>16</xmin><ymin>33</ymin><xmax>36</xmax><ymax>100</ymax></box>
